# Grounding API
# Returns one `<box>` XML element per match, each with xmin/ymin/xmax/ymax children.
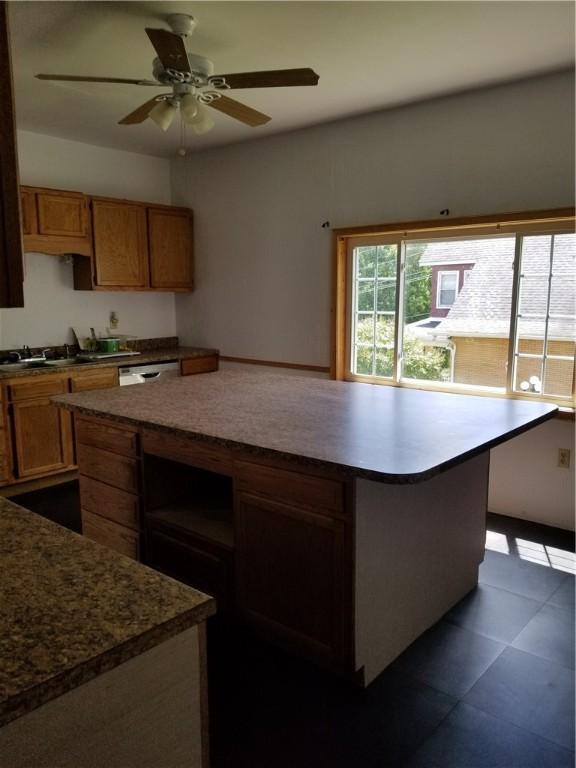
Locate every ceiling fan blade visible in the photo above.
<box><xmin>118</xmin><ymin>96</ymin><xmax>165</xmax><ymax>125</ymax></box>
<box><xmin>208</xmin><ymin>95</ymin><xmax>271</xmax><ymax>127</ymax></box>
<box><xmin>212</xmin><ymin>68</ymin><xmax>319</xmax><ymax>89</ymax></box>
<box><xmin>145</xmin><ymin>28</ymin><xmax>191</xmax><ymax>74</ymax></box>
<box><xmin>36</xmin><ymin>74</ymin><xmax>159</xmax><ymax>86</ymax></box>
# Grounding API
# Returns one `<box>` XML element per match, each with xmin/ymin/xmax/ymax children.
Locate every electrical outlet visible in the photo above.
<box><xmin>109</xmin><ymin>311</ymin><xmax>119</xmax><ymax>330</ymax></box>
<box><xmin>558</xmin><ymin>448</ymin><xmax>571</xmax><ymax>469</ymax></box>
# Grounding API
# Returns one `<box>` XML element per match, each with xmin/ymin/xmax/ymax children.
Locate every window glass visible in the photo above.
<box><xmin>401</xmin><ymin>237</ymin><xmax>515</xmax><ymax>388</ymax></box>
<box><xmin>351</xmin><ymin>244</ymin><xmax>397</xmax><ymax>377</ymax></box>
<box><xmin>513</xmin><ymin>234</ymin><xmax>575</xmax><ymax>399</ymax></box>
<box><xmin>346</xmin><ymin>225</ymin><xmax>574</xmax><ymax>405</ymax></box>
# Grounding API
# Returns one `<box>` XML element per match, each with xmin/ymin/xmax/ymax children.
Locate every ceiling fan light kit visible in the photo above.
<box><xmin>35</xmin><ymin>14</ymin><xmax>319</xmax><ymax>140</ymax></box>
<box><xmin>149</xmin><ymin>99</ymin><xmax>178</xmax><ymax>132</ymax></box>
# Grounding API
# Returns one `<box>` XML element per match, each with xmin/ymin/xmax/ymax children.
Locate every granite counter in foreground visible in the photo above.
<box><xmin>0</xmin><ymin>497</ymin><xmax>215</xmax><ymax>728</ymax></box>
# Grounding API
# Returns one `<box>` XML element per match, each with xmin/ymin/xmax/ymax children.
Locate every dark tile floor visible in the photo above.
<box><xmin>10</xmin><ymin>484</ymin><xmax>575</xmax><ymax>768</ymax></box>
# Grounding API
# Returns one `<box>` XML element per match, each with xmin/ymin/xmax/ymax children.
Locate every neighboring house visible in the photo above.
<box><xmin>416</xmin><ymin>237</ymin><xmax>575</xmax><ymax>397</ymax></box>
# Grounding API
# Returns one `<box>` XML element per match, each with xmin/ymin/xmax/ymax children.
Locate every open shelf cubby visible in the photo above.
<box><xmin>144</xmin><ymin>455</ymin><xmax>234</xmax><ymax>550</ymax></box>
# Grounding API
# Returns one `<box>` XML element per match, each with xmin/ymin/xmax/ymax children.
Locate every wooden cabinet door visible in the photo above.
<box><xmin>92</xmin><ymin>199</ymin><xmax>148</xmax><ymax>287</ymax></box>
<box><xmin>36</xmin><ymin>190</ymin><xmax>87</xmax><ymax>237</ymax></box>
<box><xmin>0</xmin><ymin>3</ymin><xmax>24</xmax><ymax>308</ymax></box>
<box><xmin>148</xmin><ymin>208</ymin><xmax>193</xmax><ymax>290</ymax></box>
<box><xmin>12</xmin><ymin>398</ymin><xmax>74</xmax><ymax>478</ymax></box>
<box><xmin>236</xmin><ymin>491</ymin><xmax>350</xmax><ymax>664</ymax></box>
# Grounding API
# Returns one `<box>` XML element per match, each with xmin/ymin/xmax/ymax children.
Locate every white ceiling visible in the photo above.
<box><xmin>9</xmin><ymin>1</ymin><xmax>575</xmax><ymax>158</ymax></box>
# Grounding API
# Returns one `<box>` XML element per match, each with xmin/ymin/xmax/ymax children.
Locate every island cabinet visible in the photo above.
<box><xmin>235</xmin><ymin>463</ymin><xmax>352</xmax><ymax>665</ymax></box>
<box><xmin>74</xmin><ymin>421</ymin><xmax>354</xmax><ymax>669</ymax></box>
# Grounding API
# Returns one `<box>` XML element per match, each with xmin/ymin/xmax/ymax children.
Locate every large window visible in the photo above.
<box><xmin>335</xmin><ymin>210</ymin><xmax>575</xmax><ymax>408</ymax></box>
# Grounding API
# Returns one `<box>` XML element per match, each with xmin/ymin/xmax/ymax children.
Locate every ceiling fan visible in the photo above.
<box><xmin>35</xmin><ymin>14</ymin><xmax>320</xmax><ymax>136</ymax></box>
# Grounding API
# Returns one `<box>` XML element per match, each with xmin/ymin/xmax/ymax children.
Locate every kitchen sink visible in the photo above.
<box><xmin>0</xmin><ymin>358</ymin><xmax>86</xmax><ymax>372</ymax></box>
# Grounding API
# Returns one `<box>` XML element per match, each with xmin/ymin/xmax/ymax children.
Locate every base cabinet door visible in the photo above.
<box><xmin>236</xmin><ymin>491</ymin><xmax>350</xmax><ymax>665</ymax></box>
<box><xmin>12</xmin><ymin>399</ymin><xmax>74</xmax><ymax>478</ymax></box>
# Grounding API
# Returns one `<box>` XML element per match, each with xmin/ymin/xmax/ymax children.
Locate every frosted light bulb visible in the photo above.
<box><xmin>189</xmin><ymin>104</ymin><xmax>215</xmax><ymax>135</ymax></box>
<box><xmin>149</xmin><ymin>101</ymin><xmax>177</xmax><ymax>132</ymax></box>
<box><xmin>180</xmin><ymin>93</ymin><xmax>199</xmax><ymax>121</ymax></box>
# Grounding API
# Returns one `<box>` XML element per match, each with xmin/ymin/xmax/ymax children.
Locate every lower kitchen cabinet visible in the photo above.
<box><xmin>12</xmin><ymin>397</ymin><xmax>73</xmax><ymax>478</ymax></box>
<box><xmin>236</xmin><ymin>491</ymin><xmax>350</xmax><ymax>664</ymax></box>
<box><xmin>0</xmin><ymin>367</ymin><xmax>120</xmax><ymax>486</ymax></box>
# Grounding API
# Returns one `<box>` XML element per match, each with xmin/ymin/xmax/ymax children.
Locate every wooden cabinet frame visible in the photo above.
<box><xmin>0</xmin><ymin>3</ymin><xmax>24</xmax><ymax>307</ymax></box>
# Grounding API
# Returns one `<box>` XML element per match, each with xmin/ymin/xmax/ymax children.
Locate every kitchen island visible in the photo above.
<box><xmin>0</xmin><ymin>497</ymin><xmax>215</xmax><ymax>767</ymax></box>
<box><xmin>54</xmin><ymin>371</ymin><xmax>556</xmax><ymax>685</ymax></box>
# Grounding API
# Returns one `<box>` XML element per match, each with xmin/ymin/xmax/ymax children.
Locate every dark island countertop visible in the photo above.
<box><xmin>0</xmin><ymin>346</ymin><xmax>218</xmax><ymax>380</ymax></box>
<box><xmin>0</xmin><ymin>498</ymin><xmax>215</xmax><ymax>728</ymax></box>
<box><xmin>53</xmin><ymin>370</ymin><xmax>557</xmax><ymax>483</ymax></box>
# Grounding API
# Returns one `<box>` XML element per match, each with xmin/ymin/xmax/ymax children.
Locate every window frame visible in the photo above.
<box><xmin>332</xmin><ymin>208</ymin><xmax>576</xmax><ymax>409</ymax></box>
<box><xmin>436</xmin><ymin>270</ymin><xmax>460</xmax><ymax>309</ymax></box>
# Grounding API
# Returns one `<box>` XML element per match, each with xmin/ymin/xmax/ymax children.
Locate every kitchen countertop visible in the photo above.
<box><xmin>0</xmin><ymin>498</ymin><xmax>215</xmax><ymax>728</ymax></box>
<box><xmin>53</xmin><ymin>370</ymin><xmax>557</xmax><ymax>483</ymax></box>
<box><xmin>0</xmin><ymin>346</ymin><xmax>218</xmax><ymax>380</ymax></box>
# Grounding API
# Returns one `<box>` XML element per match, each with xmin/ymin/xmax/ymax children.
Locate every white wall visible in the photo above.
<box><xmin>489</xmin><ymin>419</ymin><xmax>575</xmax><ymax>531</ymax></box>
<box><xmin>0</xmin><ymin>130</ymin><xmax>176</xmax><ymax>348</ymax></box>
<box><xmin>172</xmin><ymin>70</ymin><xmax>575</xmax><ymax>529</ymax></box>
<box><xmin>172</xmin><ymin>70</ymin><xmax>574</xmax><ymax>364</ymax></box>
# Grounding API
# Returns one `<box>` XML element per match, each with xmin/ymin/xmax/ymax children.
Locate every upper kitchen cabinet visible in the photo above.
<box><xmin>20</xmin><ymin>186</ymin><xmax>92</xmax><ymax>257</ymax></box>
<box><xmin>74</xmin><ymin>198</ymin><xmax>194</xmax><ymax>292</ymax></box>
<box><xmin>0</xmin><ymin>2</ymin><xmax>24</xmax><ymax>307</ymax></box>
<box><xmin>148</xmin><ymin>207</ymin><xmax>194</xmax><ymax>290</ymax></box>
<box><xmin>91</xmin><ymin>198</ymin><xmax>149</xmax><ymax>288</ymax></box>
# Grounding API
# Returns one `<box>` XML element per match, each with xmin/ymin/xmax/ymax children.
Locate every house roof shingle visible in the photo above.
<box><xmin>419</xmin><ymin>235</ymin><xmax>575</xmax><ymax>341</ymax></box>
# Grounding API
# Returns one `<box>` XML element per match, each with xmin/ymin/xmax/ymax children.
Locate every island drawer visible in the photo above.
<box><xmin>236</xmin><ymin>461</ymin><xmax>345</xmax><ymax>515</ymax></box>
<box><xmin>77</xmin><ymin>443</ymin><xmax>139</xmax><ymax>493</ymax></box>
<box><xmin>142</xmin><ymin>429</ymin><xmax>232</xmax><ymax>476</ymax></box>
<box><xmin>79</xmin><ymin>475</ymin><xmax>139</xmax><ymax>530</ymax></box>
<box><xmin>76</xmin><ymin>416</ymin><xmax>138</xmax><ymax>457</ymax></box>
<box><xmin>82</xmin><ymin>509</ymin><xmax>139</xmax><ymax>560</ymax></box>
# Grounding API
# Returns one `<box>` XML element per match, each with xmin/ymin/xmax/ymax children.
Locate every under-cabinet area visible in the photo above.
<box><xmin>144</xmin><ymin>456</ymin><xmax>235</xmax><ymax>611</ymax></box>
